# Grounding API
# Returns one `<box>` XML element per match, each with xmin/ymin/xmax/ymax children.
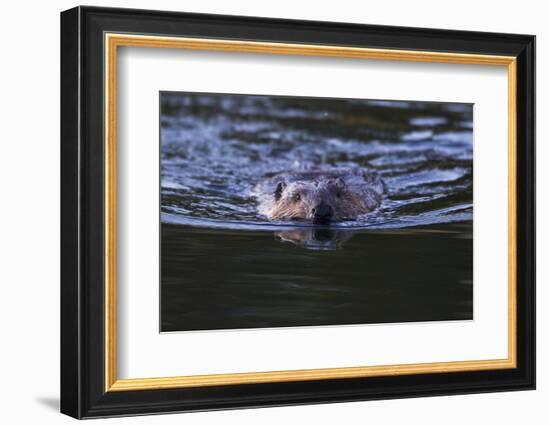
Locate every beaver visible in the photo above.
<box><xmin>252</xmin><ymin>167</ymin><xmax>385</xmax><ymax>224</ymax></box>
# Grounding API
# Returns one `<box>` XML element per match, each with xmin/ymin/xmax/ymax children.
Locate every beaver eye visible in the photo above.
<box><xmin>292</xmin><ymin>193</ymin><xmax>301</xmax><ymax>202</ymax></box>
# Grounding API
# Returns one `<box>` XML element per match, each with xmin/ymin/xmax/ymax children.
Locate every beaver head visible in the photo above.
<box><xmin>252</xmin><ymin>168</ymin><xmax>385</xmax><ymax>224</ymax></box>
<box><xmin>269</xmin><ymin>177</ymin><xmax>365</xmax><ymax>224</ymax></box>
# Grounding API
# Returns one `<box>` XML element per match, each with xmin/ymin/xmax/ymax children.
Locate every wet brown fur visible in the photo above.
<box><xmin>252</xmin><ymin>167</ymin><xmax>385</xmax><ymax>223</ymax></box>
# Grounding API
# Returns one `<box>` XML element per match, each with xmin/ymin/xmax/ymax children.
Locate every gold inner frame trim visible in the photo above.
<box><xmin>104</xmin><ymin>33</ymin><xmax>518</xmax><ymax>392</ymax></box>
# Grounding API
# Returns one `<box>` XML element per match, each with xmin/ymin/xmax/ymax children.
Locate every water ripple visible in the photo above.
<box><xmin>161</xmin><ymin>93</ymin><xmax>473</xmax><ymax>231</ymax></box>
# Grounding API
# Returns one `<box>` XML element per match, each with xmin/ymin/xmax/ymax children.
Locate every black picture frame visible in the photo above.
<box><xmin>61</xmin><ymin>5</ymin><xmax>535</xmax><ymax>419</ymax></box>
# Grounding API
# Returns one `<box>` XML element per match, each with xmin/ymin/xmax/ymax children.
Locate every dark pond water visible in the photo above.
<box><xmin>160</xmin><ymin>92</ymin><xmax>473</xmax><ymax>332</ymax></box>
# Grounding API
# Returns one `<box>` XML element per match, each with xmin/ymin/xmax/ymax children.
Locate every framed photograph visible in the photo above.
<box><xmin>60</xmin><ymin>6</ymin><xmax>535</xmax><ymax>419</ymax></box>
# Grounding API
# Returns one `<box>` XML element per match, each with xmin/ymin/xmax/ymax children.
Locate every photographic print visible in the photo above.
<box><xmin>160</xmin><ymin>92</ymin><xmax>474</xmax><ymax>332</ymax></box>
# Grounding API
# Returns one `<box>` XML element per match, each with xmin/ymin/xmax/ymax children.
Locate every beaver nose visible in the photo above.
<box><xmin>312</xmin><ymin>203</ymin><xmax>333</xmax><ymax>223</ymax></box>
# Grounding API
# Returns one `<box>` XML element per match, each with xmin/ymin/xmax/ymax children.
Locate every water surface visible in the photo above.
<box><xmin>160</xmin><ymin>93</ymin><xmax>473</xmax><ymax>331</ymax></box>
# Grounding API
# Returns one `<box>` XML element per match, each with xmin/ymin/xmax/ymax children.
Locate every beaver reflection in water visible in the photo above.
<box><xmin>252</xmin><ymin>167</ymin><xmax>386</xmax><ymax>224</ymax></box>
<box><xmin>275</xmin><ymin>227</ymin><xmax>355</xmax><ymax>250</ymax></box>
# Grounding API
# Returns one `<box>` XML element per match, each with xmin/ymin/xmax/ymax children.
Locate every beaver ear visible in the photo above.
<box><xmin>274</xmin><ymin>181</ymin><xmax>286</xmax><ymax>200</ymax></box>
<box><xmin>334</xmin><ymin>177</ymin><xmax>346</xmax><ymax>189</ymax></box>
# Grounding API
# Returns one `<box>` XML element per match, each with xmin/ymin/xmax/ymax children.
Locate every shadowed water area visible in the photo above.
<box><xmin>160</xmin><ymin>92</ymin><xmax>473</xmax><ymax>332</ymax></box>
